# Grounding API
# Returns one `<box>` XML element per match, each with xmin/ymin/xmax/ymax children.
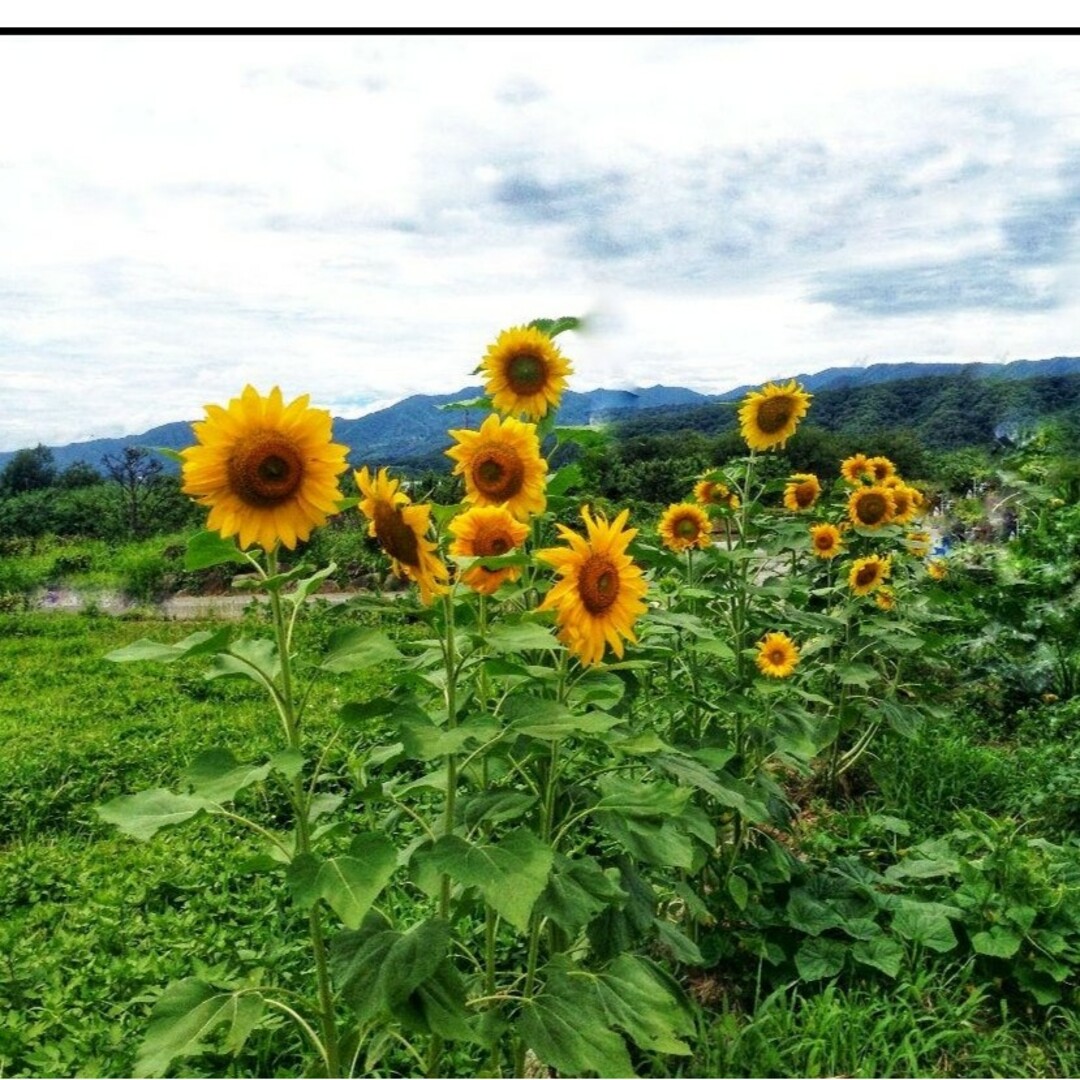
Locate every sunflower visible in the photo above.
<box><xmin>905</xmin><ymin>530</ymin><xmax>932</xmax><ymax>558</ymax></box>
<box><xmin>446</xmin><ymin>413</ymin><xmax>547</xmax><ymax>521</ymax></box>
<box><xmin>875</xmin><ymin>587</ymin><xmax>896</xmax><ymax>611</ymax></box>
<box><xmin>658</xmin><ymin>502</ymin><xmax>712</xmax><ymax>553</ymax></box>
<box><xmin>537</xmin><ymin>505</ymin><xmax>648</xmax><ymax>667</ymax></box>
<box><xmin>738</xmin><ymin>380</ymin><xmax>812</xmax><ymax>452</ymax></box>
<box><xmin>356</xmin><ymin>466</ymin><xmax>449</xmax><ymax>605</ymax></box>
<box><xmin>886</xmin><ymin>484</ymin><xmax>920</xmax><ymax>526</ymax></box>
<box><xmin>840</xmin><ymin>453</ymin><xmax>874</xmax><ymax>486</ymax></box>
<box><xmin>783</xmin><ymin>473</ymin><xmax>822</xmax><ymax>512</ymax></box>
<box><xmin>481</xmin><ymin>325</ymin><xmax>573</xmax><ymax>421</ymax></box>
<box><xmin>866</xmin><ymin>456</ymin><xmax>896</xmax><ymax>484</ymax></box>
<box><xmin>809</xmin><ymin>522</ymin><xmax>844</xmax><ymax>559</ymax></box>
<box><xmin>694</xmin><ymin>477</ymin><xmax>740</xmax><ymax>511</ymax></box>
<box><xmin>848</xmin><ymin>554</ymin><xmax>892</xmax><ymax>596</ymax></box>
<box><xmin>448</xmin><ymin>505</ymin><xmax>529</xmax><ymax>595</ymax></box>
<box><xmin>180</xmin><ymin>385</ymin><xmax>348</xmax><ymax>552</ymax></box>
<box><xmin>926</xmin><ymin>558</ymin><xmax>948</xmax><ymax>581</ymax></box>
<box><xmin>756</xmin><ymin>632</ymin><xmax>799</xmax><ymax>678</ymax></box>
<box><xmin>848</xmin><ymin>485</ymin><xmax>896</xmax><ymax>529</ymax></box>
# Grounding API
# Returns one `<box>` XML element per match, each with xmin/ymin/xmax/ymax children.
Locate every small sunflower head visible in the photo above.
<box><xmin>840</xmin><ymin>453</ymin><xmax>874</xmax><ymax>485</ymax></box>
<box><xmin>481</xmin><ymin>325</ymin><xmax>573</xmax><ymax>421</ymax></box>
<box><xmin>738</xmin><ymin>380</ymin><xmax>812</xmax><ymax>452</ymax></box>
<box><xmin>448</xmin><ymin>504</ymin><xmax>529</xmax><ymax>595</ymax></box>
<box><xmin>866</xmin><ymin>456</ymin><xmax>896</xmax><ymax>484</ymax></box>
<box><xmin>848</xmin><ymin>554</ymin><xmax>892</xmax><ymax>596</ymax></box>
<box><xmin>756</xmin><ymin>632</ymin><xmax>799</xmax><ymax>678</ymax></box>
<box><xmin>809</xmin><ymin>522</ymin><xmax>844</xmax><ymax>559</ymax></box>
<box><xmin>658</xmin><ymin>503</ymin><xmax>712</xmax><ymax>553</ymax></box>
<box><xmin>875</xmin><ymin>586</ymin><xmax>896</xmax><ymax>611</ymax></box>
<box><xmin>848</xmin><ymin>485</ymin><xmax>896</xmax><ymax>529</ymax></box>
<box><xmin>783</xmin><ymin>473</ymin><xmax>822</xmax><ymax>512</ymax></box>
<box><xmin>926</xmin><ymin>558</ymin><xmax>948</xmax><ymax>581</ymax></box>
<box><xmin>694</xmin><ymin>476</ymin><xmax>740</xmax><ymax>511</ymax></box>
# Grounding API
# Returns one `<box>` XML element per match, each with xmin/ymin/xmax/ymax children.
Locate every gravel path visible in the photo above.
<box><xmin>32</xmin><ymin>588</ymin><xmax>366</xmax><ymax>620</ymax></box>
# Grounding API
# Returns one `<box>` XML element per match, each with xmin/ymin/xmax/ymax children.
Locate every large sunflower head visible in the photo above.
<box><xmin>694</xmin><ymin>477</ymin><xmax>740</xmax><ymax>512</ymax></box>
<box><xmin>738</xmin><ymin>380</ymin><xmax>812</xmax><ymax>452</ymax></box>
<box><xmin>537</xmin><ymin>505</ymin><xmax>648</xmax><ymax>667</ymax></box>
<box><xmin>658</xmin><ymin>502</ymin><xmax>712</xmax><ymax>553</ymax></box>
<box><xmin>840</xmin><ymin>453</ymin><xmax>874</xmax><ymax>486</ymax></box>
<box><xmin>783</xmin><ymin>473</ymin><xmax>822</xmax><ymax>512</ymax></box>
<box><xmin>848</xmin><ymin>485</ymin><xmax>896</xmax><ymax>529</ymax></box>
<box><xmin>355</xmin><ymin>466</ymin><xmax>449</xmax><ymax>605</ymax></box>
<box><xmin>446</xmin><ymin>413</ymin><xmax>547</xmax><ymax>521</ymax></box>
<box><xmin>848</xmin><ymin>554</ymin><xmax>892</xmax><ymax>596</ymax></box>
<box><xmin>481</xmin><ymin>326</ymin><xmax>573</xmax><ymax>421</ymax></box>
<box><xmin>866</xmin><ymin>456</ymin><xmax>897</xmax><ymax>484</ymax></box>
<box><xmin>809</xmin><ymin>522</ymin><xmax>844</xmax><ymax>560</ymax></box>
<box><xmin>448</xmin><ymin>504</ymin><xmax>529</xmax><ymax>595</ymax></box>
<box><xmin>756</xmin><ymin>632</ymin><xmax>799</xmax><ymax>678</ymax></box>
<box><xmin>180</xmin><ymin>385</ymin><xmax>348</xmax><ymax>551</ymax></box>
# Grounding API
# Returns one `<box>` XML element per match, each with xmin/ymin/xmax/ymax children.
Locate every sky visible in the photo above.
<box><xmin>1</xmin><ymin>33</ymin><xmax>1079</xmax><ymax>451</ymax></box>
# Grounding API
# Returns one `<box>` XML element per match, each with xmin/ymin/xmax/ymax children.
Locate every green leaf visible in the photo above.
<box><xmin>727</xmin><ymin>874</ymin><xmax>749</xmax><ymax>911</ymax></box>
<box><xmin>884</xmin><ymin>856</ymin><xmax>959</xmax><ymax>882</ymax></box>
<box><xmin>835</xmin><ymin>662</ymin><xmax>878</xmax><ymax>688</ymax></box>
<box><xmin>410</xmin><ymin>958</ymin><xmax>479</xmax><ymax>1043</ymax></box>
<box><xmin>852</xmin><ymin>936</ymin><xmax>905</xmax><ymax>978</ymax></box>
<box><xmin>594</xmin><ymin>814</ymin><xmax>695</xmax><ymax>869</ymax></box>
<box><xmin>204</xmin><ymin>638</ymin><xmax>279</xmax><ymax>688</ymax></box>
<box><xmin>134</xmin><ymin>979</ymin><xmax>264</xmax><ymax>1077</ymax></box>
<box><xmin>106</xmin><ymin>627</ymin><xmax>233</xmax><ymax>664</ymax></box>
<box><xmin>290</xmin><ymin>563</ymin><xmax>338</xmax><ymax>604</ymax></box>
<box><xmin>547</xmin><ymin>463</ymin><xmax>583</xmax><ymax>497</ymax></box>
<box><xmin>184</xmin><ymin>530</ymin><xmax>250</xmax><ymax>571</ymax></box>
<box><xmin>97</xmin><ymin>788</ymin><xmax>211</xmax><ymax>841</ymax></box>
<box><xmin>795</xmin><ymin>937</ymin><xmax>848</xmax><ymax>981</ymax></box>
<box><xmin>380</xmin><ymin>919</ymin><xmax>452</xmax><ymax>1010</ymax></box>
<box><xmin>320</xmin><ymin>626</ymin><xmax>403</xmax><ymax>673</ymax></box>
<box><xmin>593</xmin><ymin>774</ymin><xmax>691</xmax><ymax>818</ymax></box>
<box><xmin>509</xmin><ymin>701</ymin><xmax>622</xmax><ymax>741</ymax></box>
<box><xmin>654</xmin><ymin>919</ymin><xmax>705</xmax><ymax>965</ymax></box>
<box><xmin>413</xmin><ymin>829</ymin><xmax>553</xmax><ymax>931</ymax></box>
<box><xmin>971</xmin><ymin>926</ymin><xmax>1023</xmax><ymax>959</ymax></box>
<box><xmin>150</xmin><ymin>445</ymin><xmax>184</xmax><ymax>464</ymax></box>
<box><xmin>528</xmin><ymin>315</ymin><xmax>582</xmax><ymax>338</ymax></box>
<box><xmin>485</xmin><ymin>621</ymin><xmax>563</xmax><ymax>654</ymax></box>
<box><xmin>318</xmin><ymin>836</ymin><xmax>398</xmax><ymax>929</ymax></box>
<box><xmin>401</xmin><ymin>718</ymin><xmax>500</xmax><ymax>761</ymax></box>
<box><xmin>180</xmin><ymin>749</ymin><xmax>272</xmax><ymax>804</ymax></box>
<box><xmin>653</xmin><ymin>754</ymin><xmax>769</xmax><ymax>822</ymax></box>
<box><xmin>438</xmin><ymin>394</ymin><xmax>493</xmax><ymax>412</ymax></box>
<box><xmin>538</xmin><ymin>853</ymin><xmax>628</xmax><ymax>937</ymax></box>
<box><xmin>457</xmin><ymin>791</ymin><xmax>538</xmax><ymax>829</ymax></box>
<box><xmin>786</xmin><ymin>888</ymin><xmax>845</xmax><ymax>936</ymax></box>
<box><xmin>891</xmin><ymin>900</ymin><xmax>958</xmax><ymax>953</ymax></box>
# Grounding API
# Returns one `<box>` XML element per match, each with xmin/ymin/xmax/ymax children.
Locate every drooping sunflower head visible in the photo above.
<box><xmin>446</xmin><ymin>413</ymin><xmax>547</xmax><ymax>521</ymax></box>
<box><xmin>658</xmin><ymin>502</ymin><xmax>712</xmax><ymax>553</ymax></box>
<box><xmin>180</xmin><ymin>385</ymin><xmax>348</xmax><ymax>552</ymax></box>
<box><xmin>848</xmin><ymin>554</ymin><xmax>892</xmax><ymax>596</ymax></box>
<box><xmin>848</xmin><ymin>485</ymin><xmax>896</xmax><ymax>529</ymax></box>
<box><xmin>926</xmin><ymin>558</ymin><xmax>948</xmax><ymax>581</ymax></box>
<box><xmin>694</xmin><ymin>477</ymin><xmax>740</xmax><ymax>511</ymax></box>
<box><xmin>481</xmin><ymin>325</ymin><xmax>573</xmax><ymax>421</ymax></box>
<box><xmin>840</xmin><ymin>453</ymin><xmax>874</xmax><ymax>486</ymax></box>
<box><xmin>537</xmin><ymin>505</ymin><xmax>648</xmax><ymax>667</ymax></box>
<box><xmin>783</xmin><ymin>473</ymin><xmax>822</xmax><ymax>512</ymax></box>
<box><xmin>809</xmin><ymin>522</ymin><xmax>844</xmax><ymax>559</ymax></box>
<box><xmin>866</xmin><ymin>456</ymin><xmax>896</xmax><ymax>484</ymax></box>
<box><xmin>448</xmin><ymin>504</ymin><xmax>529</xmax><ymax>595</ymax></box>
<box><xmin>355</xmin><ymin>466</ymin><xmax>449</xmax><ymax>605</ymax></box>
<box><xmin>875</xmin><ymin>587</ymin><xmax>896</xmax><ymax>611</ymax></box>
<box><xmin>738</xmin><ymin>380</ymin><xmax>812</xmax><ymax>452</ymax></box>
<box><xmin>756</xmin><ymin>632</ymin><xmax>799</xmax><ymax>678</ymax></box>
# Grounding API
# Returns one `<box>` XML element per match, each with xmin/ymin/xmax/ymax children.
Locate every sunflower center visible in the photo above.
<box><xmin>475</xmin><ymin>529</ymin><xmax>512</xmax><ymax>560</ymax></box>
<box><xmin>815</xmin><ymin>533</ymin><xmax>834</xmax><ymax>551</ymax></box>
<box><xmin>372</xmin><ymin>501</ymin><xmax>420</xmax><ymax>568</ymax></box>
<box><xmin>855</xmin><ymin>493</ymin><xmax>889</xmax><ymax>525</ymax></box>
<box><xmin>794</xmin><ymin>482</ymin><xmax>816</xmax><ymax>508</ymax></box>
<box><xmin>855</xmin><ymin>564</ymin><xmax>879</xmax><ymax>588</ymax></box>
<box><xmin>578</xmin><ymin>554</ymin><xmax>620</xmax><ymax>615</ymax></box>
<box><xmin>506</xmin><ymin>352</ymin><xmax>548</xmax><ymax>395</ymax></box>
<box><xmin>769</xmin><ymin>648</ymin><xmax>787</xmax><ymax>666</ymax></box>
<box><xmin>755</xmin><ymin>396</ymin><xmax>795</xmax><ymax>434</ymax></box>
<box><xmin>472</xmin><ymin>445</ymin><xmax>525</xmax><ymax>501</ymax></box>
<box><xmin>675</xmin><ymin>516</ymin><xmax>700</xmax><ymax>540</ymax></box>
<box><xmin>227</xmin><ymin>432</ymin><xmax>304</xmax><ymax>508</ymax></box>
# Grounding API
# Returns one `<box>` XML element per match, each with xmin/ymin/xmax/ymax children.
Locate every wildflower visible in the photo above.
<box><xmin>756</xmin><ymin>632</ymin><xmax>799</xmax><ymax>678</ymax></box>
<box><xmin>658</xmin><ymin>502</ymin><xmax>712</xmax><ymax>553</ymax></box>
<box><xmin>448</xmin><ymin>505</ymin><xmax>529</xmax><ymax>595</ymax></box>
<box><xmin>809</xmin><ymin>522</ymin><xmax>844</xmax><ymax>559</ymax></box>
<box><xmin>481</xmin><ymin>325</ymin><xmax>572</xmax><ymax>421</ymax></box>
<box><xmin>849</xmin><ymin>554</ymin><xmax>891</xmax><ymax>596</ymax></box>
<box><xmin>738</xmin><ymin>380</ymin><xmax>812</xmax><ymax>452</ymax></box>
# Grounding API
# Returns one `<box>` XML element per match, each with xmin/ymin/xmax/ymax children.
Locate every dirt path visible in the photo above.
<box><xmin>32</xmin><ymin>588</ymin><xmax>365</xmax><ymax>620</ymax></box>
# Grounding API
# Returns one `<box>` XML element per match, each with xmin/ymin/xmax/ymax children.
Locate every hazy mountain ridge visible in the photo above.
<box><xmin>4</xmin><ymin>356</ymin><xmax>1079</xmax><ymax>472</ymax></box>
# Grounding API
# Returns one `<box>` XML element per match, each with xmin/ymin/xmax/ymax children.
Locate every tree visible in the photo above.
<box><xmin>58</xmin><ymin>460</ymin><xmax>103</xmax><ymax>489</ymax></box>
<box><xmin>103</xmin><ymin>446</ymin><xmax>166</xmax><ymax>538</ymax></box>
<box><xmin>0</xmin><ymin>444</ymin><xmax>56</xmax><ymax>494</ymax></box>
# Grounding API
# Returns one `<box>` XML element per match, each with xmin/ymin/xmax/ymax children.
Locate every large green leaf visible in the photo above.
<box><xmin>290</xmin><ymin>835</ymin><xmax>397</xmax><ymax>929</ymax></box>
<box><xmin>971</xmin><ymin>926</ymin><xmax>1023</xmax><ymax>959</ymax></box>
<box><xmin>852</xmin><ymin>936</ymin><xmax>905</xmax><ymax>978</ymax></box>
<box><xmin>795</xmin><ymin>937</ymin><xmax>848</xmax><ymax>981</ymax></box>
<box><xmin>183</xmin><ymin>530</ymin><xmax>250</xmax><ymax>571</ymax></box>
<box><xmin>593</xmin><ymin>813</ymin><xmax>695</xmax><ymax>869</ymax></box>
<box><xmin>96</xmin><ymin>788</ymin><xmax>212</xmax><ymax>841</ymax></box>
<box><xmin>528</xmin><ymin>315</ymin><xmax>581</xmax><ymax>338</ymax></box>
<box><xmin>401</xmin><ymin>717</ymin><xmax>500</xmax><ymax>761</ymax></box>
<box><xmin>204</xmin><ymin>638</ymin><xmax>280</xmax><ymax>689</ymax></box>
<box><xmin>412</xmin><ymin>829</ymin><xmax>553</xmax><ymax>931</ymax></box>
<box><xmin>180</xmin><ymin>749</ymin><xmax>273</xmax><ymax>804</ymax></box>
<box><xmin>320</xmin><ymin>627</ymin><xmax>403</xmax><ymax>673</ymax></box>
<box><xmin>653</xmin><ymin>754</ymin><xmax>769</xmax><ymax>821</ymax></box>
<box><xmin>509</xmin><ymin>700</ymin><xmax>622</xmax><ymax>741</ymax></box>
<box><xmin>538</xmin><ymin>853</ymin><xmax>628</xmax><ymax>936</ymax></box>
<box><xmin>134</xmin><ymin>978</ymin><xmax>264</xmax><ymax>1077</ymax></box>
<box><xmin>891</xmin><ymin>900</ymin><xmax>959</xmax><ymax>953</ymax></box>
<box><xmin>593</xmin><ymin>774</ymin><xmax>691</xmax><ymax>818</ymax></box>
<box><xmin>106</xmin><ymin>627</ymin><xmax>233</xmax><ymax>664</ymax></box>
<box><xmin>485</xmin><ymin>621</ymin><xmax>563</xmax><ymax>654</ymax></box>
<box><xmin>786</xmin><ymin>888</ymin><xmax>845</xmax><ymax>936</ymax></box>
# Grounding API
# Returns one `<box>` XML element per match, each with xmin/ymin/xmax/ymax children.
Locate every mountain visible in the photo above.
<box><xmin>4</xmin><ymin>356</ymin><xmax>1079</xmax><ymax>473</ymax></box>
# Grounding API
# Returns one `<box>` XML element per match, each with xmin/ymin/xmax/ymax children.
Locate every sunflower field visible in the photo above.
<box><xmin>3</xmin><ymin>318</ymin><xmax>1080</xmax><ymax>1078</ymax></box>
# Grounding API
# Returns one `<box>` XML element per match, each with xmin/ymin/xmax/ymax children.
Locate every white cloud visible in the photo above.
<box><xmin>1</xmin><ymin>35</ymin><xmax>1079</xmax><ymax>449</ymax></box>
